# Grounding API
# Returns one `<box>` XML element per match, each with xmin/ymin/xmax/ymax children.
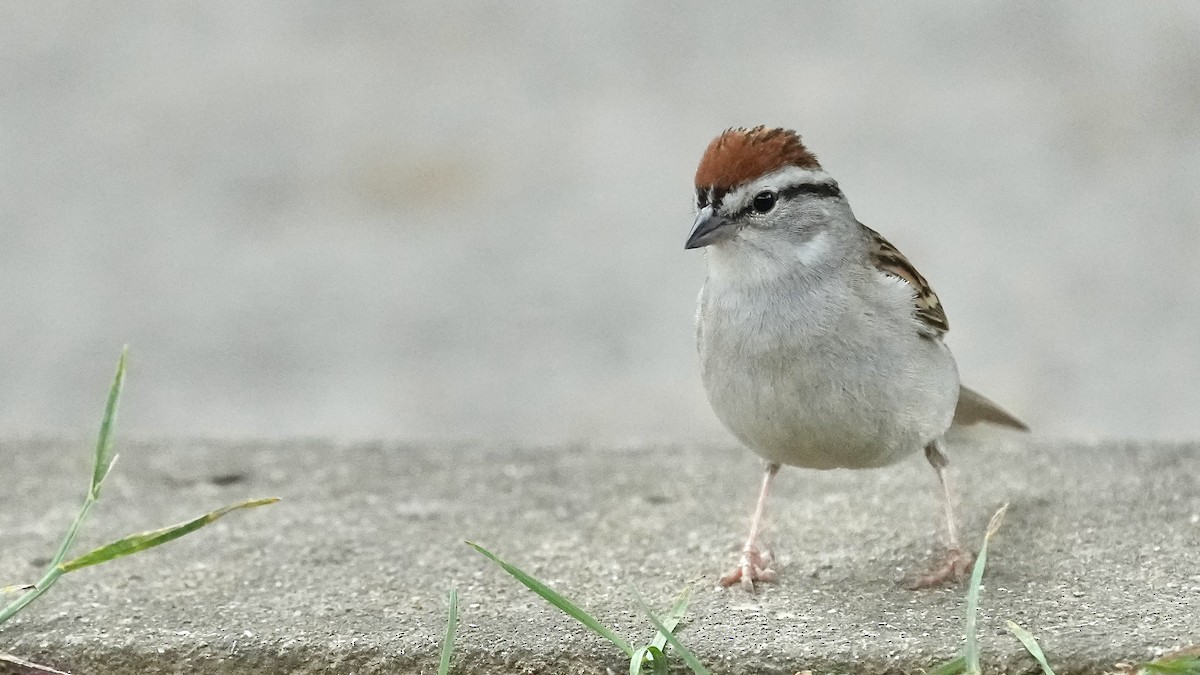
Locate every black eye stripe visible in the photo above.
<box><xmin>778</xmin><ymin>182</ymin><xmax>842</xmax><ymax>200</ymax></box>
<box><xmin>728</xmin><ymin>182</ymin><xmax>842</xmax><ymax>219</ymax></box>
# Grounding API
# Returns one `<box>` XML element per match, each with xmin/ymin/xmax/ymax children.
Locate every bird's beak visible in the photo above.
<box><xmin>684</xmin><ymin>207</ymin><xmax>735</xmax><ymax>249</ymax></box>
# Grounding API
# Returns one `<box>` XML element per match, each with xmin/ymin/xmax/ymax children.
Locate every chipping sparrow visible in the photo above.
<box><xmin>685</xmin><ymin>126</ymin><xmax>1026</xmax><ymax>592</ymax></box>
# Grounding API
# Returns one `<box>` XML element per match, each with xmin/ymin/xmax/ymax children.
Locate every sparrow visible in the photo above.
<box><xmin>685</xmin><ymin>126</ymin><xmax>1026</xmax><ymax>592</ymax></box>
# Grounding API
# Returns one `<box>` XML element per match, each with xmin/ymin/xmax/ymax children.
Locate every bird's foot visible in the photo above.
<box><xmin>906</xmin><ymin>546</ymin><xmax>975</xmax><ymax>589</ymax></box>
<box><xmin>718</xmin><ymin>545</ymin><xmax>776</xmax><ymax>593</ymax></box>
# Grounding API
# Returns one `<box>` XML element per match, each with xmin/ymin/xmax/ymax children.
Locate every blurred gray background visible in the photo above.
<box><xmin>2</xmin><ymin>2</ymin><xmax>1198</xmax><ymax>442</ymax></box>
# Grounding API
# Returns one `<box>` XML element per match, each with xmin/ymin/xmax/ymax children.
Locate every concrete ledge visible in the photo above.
<box><xmin>1</xmin><ymin>437</ymin><xmax>1197</xmax><ymax>674</ymax></box>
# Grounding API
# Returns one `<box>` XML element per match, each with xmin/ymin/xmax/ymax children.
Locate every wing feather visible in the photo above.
<box><xmin>861</xmin><ymin>224</ymin><xmax>949</xmax><ymax>336</ymax></box>
<box><xmin>860</xmin><ymin>226</ymin><xmax>1028</xmax><ymax>431</ymax></box>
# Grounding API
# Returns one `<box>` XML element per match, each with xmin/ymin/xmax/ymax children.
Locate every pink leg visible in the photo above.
<box><xmin>908</xmin><ymin>442</ymin><xmax>974</xmax><ymax>589</ymax></box>
<box><xmin>719</xmin><ymin>462</ymin><xmax>781</xmax><ymax>592</ymax></box>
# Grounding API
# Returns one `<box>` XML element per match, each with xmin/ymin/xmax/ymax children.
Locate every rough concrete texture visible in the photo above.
<box><xmin>0</xmin><ymin>436</ymin><xmax>1197</xmax><ymax>674</ymax></box>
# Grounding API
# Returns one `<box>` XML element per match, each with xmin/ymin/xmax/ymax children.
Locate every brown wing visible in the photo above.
<box><xmin>861</xmin><ymin>224</ymin><xmax>949</xmax><ymax>336</ymax></box>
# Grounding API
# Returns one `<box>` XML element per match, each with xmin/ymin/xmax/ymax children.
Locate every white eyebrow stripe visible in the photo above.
<box><xmin>720</xmin><ymin>166</ymin><xmax>836</xmax><ymax>213</ymax></box>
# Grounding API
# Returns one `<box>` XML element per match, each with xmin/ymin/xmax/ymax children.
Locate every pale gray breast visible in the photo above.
<box><xmin>695</xmin><ymin>273</ymin><xmax>959</xmax><ymax>469</ymax></box>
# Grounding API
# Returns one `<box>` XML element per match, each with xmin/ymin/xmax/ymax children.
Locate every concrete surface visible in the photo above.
<box><xmin>0</xmin><ymin>436</ymin><xmax>1197</xmax><ymax>674</ymax></box>
<box><xmin>4</xmin><ymin>3</ymin><xmax>1200</xmax><ymax>441</ymax></box>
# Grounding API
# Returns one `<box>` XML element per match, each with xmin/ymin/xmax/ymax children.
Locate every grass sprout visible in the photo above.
<box><xmin>647</xmin><ymin>587</ymin><xmax>689</xmax><ymax>663</ymax></box>
<box><xmin>964</xmin><ymin>504</ymin><xmax>1008</xmax><ymax>673</ymax></box>
<box><xmin>1137</xmin><ymin>647</ymin><xmax>1200</xmax><ymax>674</ymax></box>
<box><xmin>927</xmin><ymin>655</ymin><xmax>967</xmax><ymax>675</ymax></box>
<box><xmin>0</xmin><ymin>348</ymin><xmax>278</xmax><ymax>672</ymax></box>
<box><xmin>928</xmin><ymin>503</ymin><xmax>1008</xmax><ymax>675</ymax></box>
<box><xmin>57</xmin><ymin>497</ymin><xmax>278</xmax><ymax>574</ymax></box>
<box><xmin>1006</xmin><ymin>620</ymin><xmax>1056</xmax><ymax>675</ymax></box>
<box><xmin>467</xmin><ymin>542</ymin><xmax>704</xmax><ymax>674</ymax></box>
<box><xmin>632</xmin><ymin>588</ymin><xmax>710</xmax><ymax>675</ymax></box>
<box><xmin>438</xmin><ymin>588</ymin><xmax>458</xmax><ymax>675</ymax></box>
<box><xmin>466</xmin><ymin>541</ymin><xmax>632</xmax><ymax>655</ymax></box>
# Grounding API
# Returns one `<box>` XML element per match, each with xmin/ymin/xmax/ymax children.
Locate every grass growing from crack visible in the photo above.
<box><xmin>1136</xmin><ymin>649</ymin><xmax>1200</xmax><ymax>674</ymax></box>
<box><xmin>467</xmin><ymin>542</ymin><xmax>707</xmax><ymax>675</ymax></box>
<box><xmin>438</xmin><ymin>588</ymin><xmax>458</xmax><ymax>675</ymax></box>
<box><xmin>632</xmin><ymin>589</ymin><xmax>709</xmax><ymax>675</ymax></box>
<box><xmin>0</xmin><ymin>348</ymin><xmax>278</xmax><ymax>673</ymax></box>
<box><xmin>928</xmin><ymin>504</ymin><xmax>1007</xmax><ymax>675</ymax></box>
<box><xmin>1006</xmin><ymin>619</ymin><xmax>1056</xmax><ymax>675</ymax></box>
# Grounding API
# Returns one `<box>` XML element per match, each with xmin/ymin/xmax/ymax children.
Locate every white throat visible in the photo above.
<box><xmin>705</xmin><ymin>229</ymin><xmax>837</xmax><ymax>289</ymax></box>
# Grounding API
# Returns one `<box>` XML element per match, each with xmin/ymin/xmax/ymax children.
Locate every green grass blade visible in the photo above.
<box><xmin>633</xmin><ymin>591</ymin><xmax>711</xmax><ymax>675</ymax></box>
<box><xmin>466</xmin><ymin>542</ymin><xmax>633</xmax><ymax>656</ymax></box>
<box><xmin>631</xmin><ymin>588</ymin><xmax>689</xmax><ymax>674</ymax></box>
<box><xmin>60</xmin><ymin>498</ymin><xmax>279</xmax><ymax>572</ymax></box>
<box><xmin>0</xmin><ymin>653</ymin><xmax>72</xmax><ymax>675</ymax></box>
<box><xmin>0</xmin><ymin>567</ymin><xmax>64</xmax><ymax>626</ymax></box>
<box><xmin>965</xmin><ymin>504</ymin><xmax>1008</xmax><ymax>675</ymax></box>
<box><xmin>649</xmin><ymin>586</ymin><xmax>690</xmax><ymax>654</ymax></box>
<box><xmin>646</xmin><ymin>647</ymin><xmax>667</xmax><ymax>675</ymax></box>
<box><xmin>927</xmin><ymin>655</ymin><xmax>967</xmax><ymax>675</ymax></box>
<box><xmin>45</xmin><ymin>350</ymin><xmax>128</xmax><ymax>572</ymax></box>
<box><xmin>1006</xmin><ymin>620</ymin><xmax>1056</xmax><ymax>675</ymax></box>
<box><xmin>438</xmin><ymin>588</ymin><xmax>458</xmax><ymax>675</ymax></box>
<box><xmin>0</xmin><ymin>351</ymin><xmax>130</xmax><ymax>627</ymax></box>
<box><xmin>1142</xmin><ymin>655</ymin><xmax>1200</xmax><ymax>673</ymax></box>
<box><xmin>629</xmin><ymin>645</ymin><xmax>668</xmax><ymax>675</ymax></box>
<box><xmin>91</xmin><ymin>346</ymin><xmax>127</xmax><ymax>496</ymax></box>
<box><xmin>630</xmin><ymin>646</ymin><xmax>649</xmax><ymax>675</ymax></box>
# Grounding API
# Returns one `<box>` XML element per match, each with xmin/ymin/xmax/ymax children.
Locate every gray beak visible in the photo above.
<box><xmin>684</xmin><ymin>207</ymin><xmax>735</xmax><ymax>249</ymax></box>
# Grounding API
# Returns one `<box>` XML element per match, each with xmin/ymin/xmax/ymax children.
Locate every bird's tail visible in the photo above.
<box><xmin>952</xmin><ymin>385</ymin><xmax>1028</xmax><ymax>431</ymax></box>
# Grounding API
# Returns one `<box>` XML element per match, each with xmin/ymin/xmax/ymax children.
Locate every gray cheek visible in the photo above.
<box><xmin>777</xmin><ymin>203</ymin><xmax>820</xmax><ymax>234</ymax></box>
<box><xmin>739</xmin><ymin>214</ymin><xmax>772</xmax><ymax>232</ymax></box>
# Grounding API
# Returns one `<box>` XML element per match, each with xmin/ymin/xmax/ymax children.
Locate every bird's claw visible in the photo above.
<box><xmin>719</xmin><ymin>546</ymin><xmax>776</xmax><ymax>592</ymax></box>
<box><xmin>907</xmin><ymin>546</ymin><xmax>975</xmax><ymax>589</ymax></box>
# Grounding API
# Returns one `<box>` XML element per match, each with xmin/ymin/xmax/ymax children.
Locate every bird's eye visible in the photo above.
<box><xmin>752</xmin><ymin>191</ymin><xmax>777</xmax><ymax>214</ymax></box>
